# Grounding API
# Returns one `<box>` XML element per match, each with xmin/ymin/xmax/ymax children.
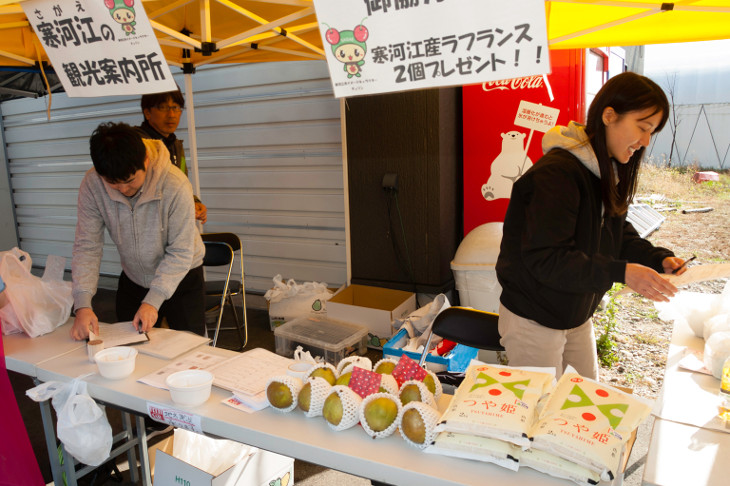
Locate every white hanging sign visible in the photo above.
<box><xmin>312</xmin><ymin>0</ymin><xmax>550</xmax><ymax>98</ymax></box>
<box><xmin>22</xmin><ymin>0</ymin><xmax>176</xmax><ymax>97</ymax></box>
<box><xmin>514</xmin><ymin>100</ymin><xmax>560</xmax><ymax>133</ymax></box>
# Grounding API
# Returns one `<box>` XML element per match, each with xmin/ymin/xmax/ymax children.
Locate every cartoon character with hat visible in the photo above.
<box><xmin>105</xmin><ymin>0</ymin><xmax>137</xmax><ymax>36</ymax></box>
<box><xmin>323</xmin><ymin>20</ymin><xmax>369</xmax><ymax>78</ymax></box>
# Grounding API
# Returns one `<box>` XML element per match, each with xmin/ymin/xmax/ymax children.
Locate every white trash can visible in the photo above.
<box><xmin>450</xmin><ymin>222</ymin><xmax>503</xmax><ymax>313</ymax></box>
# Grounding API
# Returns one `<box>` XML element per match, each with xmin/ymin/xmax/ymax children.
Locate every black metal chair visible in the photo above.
<box><xmin>418</xmin><ymin>306</ymin><xmax>504</xmax><ymax>368</ymax></box>
<box><xmin>201</xmin><ymin>233</ymin><xmax>248</xmax><ymax>350</ymax></box>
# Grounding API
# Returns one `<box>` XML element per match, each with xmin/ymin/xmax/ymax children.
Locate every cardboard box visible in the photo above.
<box><xmin>150</xmin><ymin>435</ymin><xmax>294</xmax><ymax>486</ymax></box>
<box><xmin>383</xmin><ymin>328</ymin><xmax>478</xmax><ymax>373</ymax></box>
<box><xmin>326</xmin><ymin>284</ymin><xmax>416</xmax><ymax>348</ymax></box>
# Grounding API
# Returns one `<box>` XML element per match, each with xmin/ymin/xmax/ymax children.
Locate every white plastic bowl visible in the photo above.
<box><xmin>95</xmin><ymin>346</ymin><xmax>138</xmax><ymax>380</ymax></box>
<box><xmin>166</xmin><ymin>370</ymin><xmax>214</xmax><ymax>407</ymax></box>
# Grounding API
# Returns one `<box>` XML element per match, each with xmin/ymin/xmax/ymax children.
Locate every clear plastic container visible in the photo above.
<box><xmin>274</xmin><ymin>316</ymin><xmax>368</xmax><ymax>365</ymax></box>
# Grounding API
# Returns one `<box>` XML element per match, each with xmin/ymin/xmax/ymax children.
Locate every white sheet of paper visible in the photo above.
<box><xmin>90</xmin><ymin>321</ymin><xmax>149</xmax><ymax>347</ymax></box>
<box><xmin>653</xmin><ymin>347</ymin><xmax>729</xmax><ymax>434</ymax></box>
<box><xmin>620</xmin><ymin>262</ymin><xmax>730</xmax><ymax>296</ymax></box>
<box><xmin>221</xmin><ymin>394</ymin><xmax>268</xmax><ymax>414</ymax></box>
<box><xmin>208</xmin><ymin>347</ymin><xmax>293</xmax><ymax>397</ymax></box>
<box><xmin>138</xmin><ymin>350</ymin><xmax>229</xmax><ymax>390</ymax></box>
<box><xmin>666</xmin><ymin>262</ymin><xmax>730</xmax><ymax>287</ymax></box>
<box><xmin>137</xmin><ymin>327</ymin><xmax>210</xmax><ymax>360</ymax></box>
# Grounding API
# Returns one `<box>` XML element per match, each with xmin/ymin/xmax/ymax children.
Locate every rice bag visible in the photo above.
<box><xmin>435</xmin><ymin>363</ymin><xmax>554</xmax><ymax>448</ymax></box>
<box><xmin>529</xmin><ymin>369</ymin><xmax>651</xmax><ymax>481</ymax></box>
<box><xmin>520</xmin><ymin>447</ymin><xmax>602</xmax><ymax>486</ymax></box>
<box><xmin>425</xmin><ymin>431</ymin><xmax>522</xmax><ymax>472</ymax></box>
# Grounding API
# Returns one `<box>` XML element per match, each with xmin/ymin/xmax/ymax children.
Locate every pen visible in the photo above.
<box><xmin>672</xmin><ymin>255</ymin><xmax>696</xmax><ymax>274</ymax></box>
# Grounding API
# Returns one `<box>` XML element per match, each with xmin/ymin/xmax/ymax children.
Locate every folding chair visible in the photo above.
<box><xmin>418</xmin><ymin>306</ymin><xmax>504</xmax><ymax>368</ymax></box>
<box><xmin>201</xmin><ymin>233</ymin><xmax>248</xmax><ymax>350</ymax></box>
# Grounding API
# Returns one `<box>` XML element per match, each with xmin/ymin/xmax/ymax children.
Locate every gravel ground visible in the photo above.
<box><xmin>595</xmin><ymin>167</ymin><xmax>730</xmax><ymax>400</ymax></box>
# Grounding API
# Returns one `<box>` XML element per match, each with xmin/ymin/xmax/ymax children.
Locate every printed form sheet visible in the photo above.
<box><xmin>209</xmin><ymin>347</ymin><xmax>293</xmax><ymax>397</ymax></box>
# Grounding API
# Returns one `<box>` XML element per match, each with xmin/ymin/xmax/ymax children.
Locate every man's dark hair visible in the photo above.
<box><xmin>140</xmin><ymin>87</ymin><xmax>185</xmax><ymax>116</ymax></box>
<box><xmin>89</xmin><ymin>122</ymin><xmax>147</xmax><ymax>182</ymax></box>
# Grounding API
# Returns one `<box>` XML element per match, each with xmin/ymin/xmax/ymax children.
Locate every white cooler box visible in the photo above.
<box><xmin>450</xmin><ymin>222</ymin><xmax>503</xmax><ymax>313</ymax></box>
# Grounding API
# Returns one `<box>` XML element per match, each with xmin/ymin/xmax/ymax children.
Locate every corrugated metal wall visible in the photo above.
<box><xmin>0</xmin><ymin>61</ymin><xmax>346</xmax><ymax>293</ymax></box>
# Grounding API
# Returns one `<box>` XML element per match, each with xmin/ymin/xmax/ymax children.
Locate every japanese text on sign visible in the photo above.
<box><xmin>22</xmin><ymin>0</ymin><xmax>176</xmax><ymax>97</ymax></box>
<box><xmin>313</xmin><ymin>0</ymin><xmax>549</xmax><ymax>98</ymax></box>
<box><xmin>514</xmin><ymin>100</ymin><xmax>560</xmax><ymax>133</ymax></box>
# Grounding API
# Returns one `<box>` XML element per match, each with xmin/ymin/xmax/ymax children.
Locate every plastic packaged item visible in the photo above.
<box><xmin>720</xmin><ymin>355</ymin><xmax>730</xmax><ymax>406</ymax></box>
<box><xmin>264</xmin><ymin>274</ymin><xmax>333</xmax><ymax>330</ymax></box>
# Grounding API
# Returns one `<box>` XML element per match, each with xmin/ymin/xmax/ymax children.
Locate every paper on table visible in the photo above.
<box><xmin>138</xmin><ymin>349</ymin><xmax>229</xmax><ymax>390</ymax></box>
<box><xmin>136</xmin><ymin>327</ymin><xmax>210</xmax><ymax>360</ymax></box>
<box><xmin>208</xmin><ymin>347</ymin><xmax>293</xmax><ymax>397</ymax></box>
<box><xmin>222</xmin><ymin>392</ymin><xmax>270</xmax><ymax>413</ymax></box>
<box><xmin>665</xmin><ymin>262</ymin><xmax>730</xmax><ymax>287</ymax></box>
<box><xmin>90</xmin><ymin>321</ymin><xmax>149</xmax><ymax>347</ymax></box>
<box><xmin>653</xmin><ymin>347</ymin><xmax>730</xmax><ymax>434</ymax></box>
<box><xmin>619</xmin><ymin>262</ymin><xmax>730</xmax><ymax>296</ymax></box>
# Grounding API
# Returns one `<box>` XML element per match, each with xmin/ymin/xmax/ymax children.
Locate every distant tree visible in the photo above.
<box><xmin>663</xmin><ymin>73</ymin><xmax>682</xmax><ymax>167</ymax></box>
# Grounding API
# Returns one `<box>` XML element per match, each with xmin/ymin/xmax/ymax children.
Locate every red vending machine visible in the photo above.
<box><xmin>462</xmin><ymin>49</ymin><xmax>588</xmax><ymax>234</ymax></box>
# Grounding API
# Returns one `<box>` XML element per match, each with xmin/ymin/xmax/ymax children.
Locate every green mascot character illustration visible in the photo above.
<box><xmin>105</xmin><ymin>0</ymin><xmax>136</xmax><ymax>36</ymax></box>
<box><xmin>324</xmin><ymin>20</ymin><xmax>369</xmax><ymax>78</ymax></box>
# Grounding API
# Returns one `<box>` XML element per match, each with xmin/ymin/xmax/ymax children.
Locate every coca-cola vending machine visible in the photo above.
<box><xmin>462</xmin><ymin>49</ymin><xmax>588</xmax><ymax>234</ymax></box>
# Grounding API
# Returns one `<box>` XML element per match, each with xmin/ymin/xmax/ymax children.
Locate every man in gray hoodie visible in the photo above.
<box><xmin>70</xmin><ymin>122</ymin><xmax>206</xmax><ymax>340</ymax></box>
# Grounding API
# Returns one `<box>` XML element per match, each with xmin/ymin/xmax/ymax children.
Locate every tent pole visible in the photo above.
<box><xmin>183</xmin><ymin>73</ymin><xmax>201</xmax><ymax>208</ymax></box>
<box><xmin>340</xmin><ymin>97</ymin><xmax>352</xmax><ymax>286</ymax></box>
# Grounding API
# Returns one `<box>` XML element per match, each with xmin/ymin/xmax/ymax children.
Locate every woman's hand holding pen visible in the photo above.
<box><xmin>625</xmin><ymin>263</ymin><xmax>678</xmax><ymax>302</ymax></box>
<box><xmin>665</xmin><ymin>255</ymin><xmax>695</xmax><ymax>275</ymax></box>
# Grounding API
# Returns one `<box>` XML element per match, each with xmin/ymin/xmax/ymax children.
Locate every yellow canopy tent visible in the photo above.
<box><xmin>3</xmin><ymin>1</ymin><xmax>730</xmax><ymax>72</ymax></box>
<box><xmin>2</xmin><ymin>0</ymin><xmax>730</xmax><ymax>197</ymax></box>
<box><xmin>546</xmin><ymin>0</ymin><xmax>730</xmax><ymax>49</ymax></box>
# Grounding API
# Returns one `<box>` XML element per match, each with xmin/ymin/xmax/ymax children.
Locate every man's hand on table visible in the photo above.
<box><xmin>71</xmin><ymin>307</ymin><xmax>98</xmax><ymax>340</ymax></box>
<box><xmin>133</xmin><ymin>303</ymin><xmax>158</xmax><ymax>333</ymax></box>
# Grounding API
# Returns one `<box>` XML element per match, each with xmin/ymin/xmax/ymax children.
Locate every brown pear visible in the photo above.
<box><xmin>298</xmin><ymin>382</ymin><xmax>312</xmax><ymax>412</ymax></box>
<box><xmin>401</xmin><ymin>408</ymin><xmax>427</xmax><ymax>444</ymax></box>
<box><xmin>363</xmin><ymin>397</ymin><xmax>399</xmax><ymax>432</ymax></box>
<box><xmin>423</xmin><ymin>373</ymin><xmax>436</xmax><ymax>395</ymax></box>
<box><xmin>310</xmin><ymin>367</ymin><xmax>337</xmax><ymax>386</ymax></box>
<box><xmin>266</xmin><ymin>381</ymin><xmax>293</xmax><ymax>409</ymax></box>
<box><xmin>335</xmin><ymin>371</ymin><xmax>352</xmax><ymax>386</ymax></box>
<box><xmin>399</xmin><ymin>383</ymin><xmax>422</xmax><ymax>405</ymax></box>
<box><xmin>322</xmin><ymin>392</ymin><xmax>343</xmax><ymax>425</ymax></box>
<box><xmin>374</xmin><ymin>361</ymin><xmax>396</xmax><ymax>374</ymax></box>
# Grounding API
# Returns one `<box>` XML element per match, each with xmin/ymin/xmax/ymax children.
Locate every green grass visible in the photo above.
<box><xmin>633</xmin><ymin>333</ymin><xmax>660</xmax><ymax>345</ymax></box>
<box><xmin>594</xmin><ymin>284</ymin><xmax>624</xmax><ymax>368</ymax></box>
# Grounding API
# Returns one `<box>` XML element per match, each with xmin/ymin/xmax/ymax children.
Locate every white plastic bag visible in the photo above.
<box><xmin>172</xmin><ymin>428</ymin><xmax>255</xmax><ymax>477</ymax></box>
<box><xmin>704</xmin><ymin>331</ymin><xmax>730</xmax><ymax>379</ymax></box>
<box><xmin>26</xmin><ymin>376</ymin><xmax>113</xmax><ymax>466</ymax></box>
<box><xmin>655</xmin><ymin>291</ymin><xmax>723</xmax><ymax>338</ymax></box>
<box><xmin>0</xmin><ymin>249</ymin><xmax>72</xmax><ymax>337</ymax></box>
<box><xmin>264</xmin><ymin>274</ymin><xmax>333</xmax><ymax>323</ymax></box>
<box><xmin>396</xmin><ymin>293</ymin><xmax>451</xmax><ymax>352</ymax></box>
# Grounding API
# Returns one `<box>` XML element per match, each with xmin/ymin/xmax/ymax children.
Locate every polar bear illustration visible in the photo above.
<box><xmin>481</xmin><ymin>130</ymin><xmax>533</xmax><ymax>201</ymax></box>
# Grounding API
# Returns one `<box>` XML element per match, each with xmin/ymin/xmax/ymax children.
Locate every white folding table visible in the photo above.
<box><xmin>642</xmin><ymin>317</ymin><xmax>730</xmax><ymax>485</ymax></box>
<box><xmin>32</xmin><ymin>336</ymin><xmax>579</xmax><ymax>486</ymax></box>
<box><xmin>3</xmin><ymin>319</ymin><xmax>149</xmax><ymax>486</ymax></box>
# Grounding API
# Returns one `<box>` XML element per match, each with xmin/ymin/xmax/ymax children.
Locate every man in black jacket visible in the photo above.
<box><xmin>138</xmin><ymin>88</ymin><xmax>207</xmax><ymax>223</ymax></box>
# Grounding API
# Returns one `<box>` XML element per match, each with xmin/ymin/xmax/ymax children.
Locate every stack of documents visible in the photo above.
<box><xmin>209</xmin><ymin>348</ymin><xmax>293</xmax><ymax>412</ymax></box>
